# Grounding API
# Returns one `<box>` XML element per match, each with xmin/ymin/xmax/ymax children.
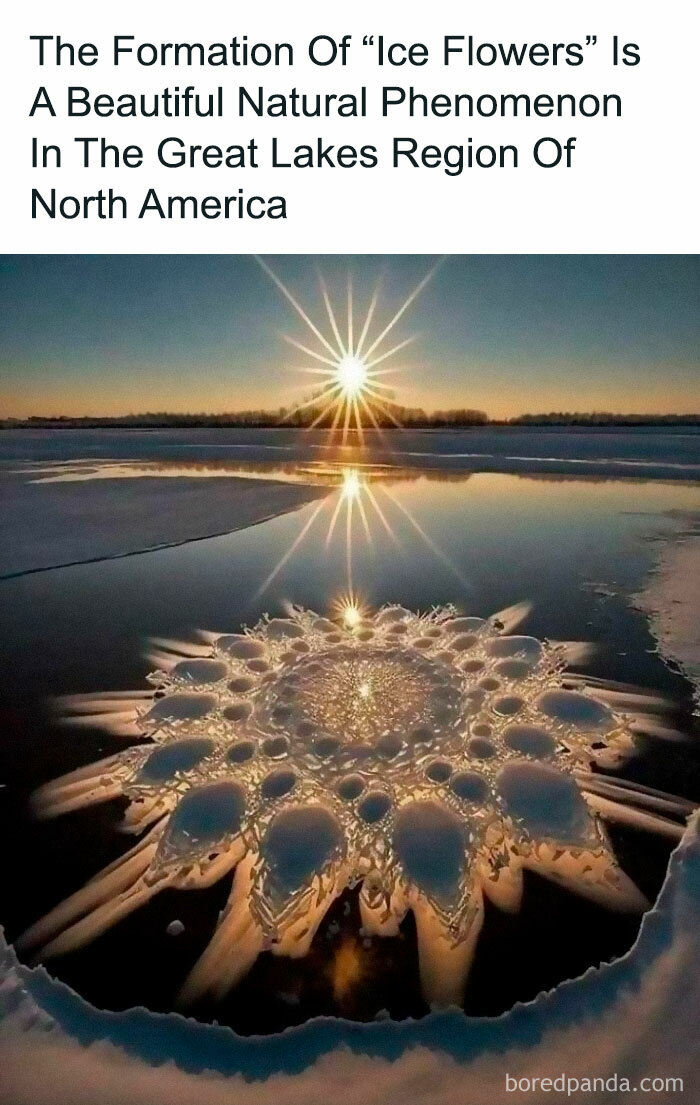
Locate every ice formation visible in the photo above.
<box><xmin>20</xmin><ymin>602</ymin><xmax>685</xmax><ymax>1007</ymax></box>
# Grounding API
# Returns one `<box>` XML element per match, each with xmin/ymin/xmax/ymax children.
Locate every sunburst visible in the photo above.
<box><xmin>256</xmin><ymin>464</ymin><xmax>466</xmax><ymax>604</ymax></box>
<box><xmin>256</xmin><ymin>258</ymin><xmax>440</xmax><ymax>442</ymax></box>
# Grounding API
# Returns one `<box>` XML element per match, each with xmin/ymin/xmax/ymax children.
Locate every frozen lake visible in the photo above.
<box><xmin>1</xmin><ymin>426</ymin><xmax>699</xmax><ymax>1031</ymax></box>
<box><xmin>2</xmin><ymin>424</ymin><xmax>699</xmax><ymax>475</ymax></box>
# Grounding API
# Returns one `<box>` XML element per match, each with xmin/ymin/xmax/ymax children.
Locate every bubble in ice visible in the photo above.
<box><xmin>22</xmin><ymin>602</ymin><xmax>659</xmax><ymax>1007</ymax></box>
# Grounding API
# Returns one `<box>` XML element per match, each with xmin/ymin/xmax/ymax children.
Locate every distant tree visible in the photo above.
<box><xmin>509</xmin><ymin>411</ymin><xmax>699</xmax><ymax>426</ymax></box>
<box><xmin>3</xmin><ymin>408</ymin><xmax>698</xmax><ymax>430</ymax></box>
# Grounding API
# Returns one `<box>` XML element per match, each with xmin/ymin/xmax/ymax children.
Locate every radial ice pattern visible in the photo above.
<box><xmin>21</xmin><ymin>604</ymin><xmax>652</xmax><ymax>1007</ymax></box>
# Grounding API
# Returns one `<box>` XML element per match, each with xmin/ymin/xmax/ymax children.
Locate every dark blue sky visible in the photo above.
<box><xmin>1</xmin><ymin>255</ymin><xmax>698</xmax><ymax>417</ymax></box>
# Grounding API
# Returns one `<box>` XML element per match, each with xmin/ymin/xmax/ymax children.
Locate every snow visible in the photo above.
<box><xmin>634</xmin><ymin>529</ymin><xmax>700</xmax><ymax>707</ymax></box>
<box><xmin>1</xmin><ymin>814</ymin><xmax>699</xmax><ymax>1103</ymax></box>
<box><xmin>0</xmin><ymin>470</ymin><xmax>325</xmax><ymax>577</ymax></box>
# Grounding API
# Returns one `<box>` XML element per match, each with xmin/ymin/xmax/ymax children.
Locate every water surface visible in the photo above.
<box><xmin>1</xmin><ymin>437</ymin><xmax>699</xmax><ymax>1030</ymax></box>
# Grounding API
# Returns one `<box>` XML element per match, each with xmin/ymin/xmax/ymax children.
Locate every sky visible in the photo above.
<box><xmin>0</xmin><ymin>255</ymin><xmax>698</xmax><ymax>419</ymax></box>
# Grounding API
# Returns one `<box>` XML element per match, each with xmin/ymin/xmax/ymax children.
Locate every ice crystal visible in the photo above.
<box><xmin>21</xmin><ymin>603</ymin><xmax>650</xmax><ymax>1006</ymax></box>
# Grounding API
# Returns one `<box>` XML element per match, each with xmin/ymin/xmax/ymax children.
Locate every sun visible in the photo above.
<box><xmin>256</xmin><ymin>257</ymin><xmax>441</xmax><ymax>442</ymax></box>
<box><xmin>18</xmin><ymin>601</ymin><xmax>683</xmax><ymax>1011</ymax></box>
<box><xmin>336</xmin><ymin>354</ymin><xmax>369</xmax><ymax>398</ymax></box>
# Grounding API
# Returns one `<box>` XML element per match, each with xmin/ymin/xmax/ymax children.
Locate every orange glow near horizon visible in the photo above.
<box><xmin>3</xmin><ymin>369</ymin><xmax>698</xmax><ymax>422</ymax></box>
<box><xmin>255</xmin><ymin>258</ymin><xmax>443</xmax><ymax>441</ymax></box>
<box><xmin>2</xmin><ymin>255</ymin><xmax>698</xmax><ymax>421</ymax></box>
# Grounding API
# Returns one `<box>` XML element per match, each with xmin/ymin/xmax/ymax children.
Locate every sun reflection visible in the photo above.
<box><xmin>256</xmin><ymin>257</ymin><xmax>441</xmax><ymax>442</ymax></box>
<box><xmin>335</xmin><ymin>593</ymin><xmax>366</xmax><ymax>631</ymax></box>
<box><xmin>329</xmin><ymin>936</ymin><xmax>366</xmax><ymax>1005</ymax></box>
<box><xmin>340</xmin><ymin>468</ymin><xmax>361</xmax><ymax>502</ymax></box>
<box><xmin>343</xmin><ymin>604</ymin><xmax>362</xmax><ymax>630</ymax></box>
<box><xmin>257</xmin><ymin>464</ymin><xmax>466</xmax><ymax>601</ymax></box>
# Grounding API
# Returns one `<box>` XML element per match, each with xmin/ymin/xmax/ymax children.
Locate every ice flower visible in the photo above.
<box><xmin>20</xmin><ymin>603</ymin><xmax>652</xmax><ymax>1006</ymax></box>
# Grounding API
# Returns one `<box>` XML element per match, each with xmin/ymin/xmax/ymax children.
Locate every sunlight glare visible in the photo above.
<box><xmin>341</xmin><ymin>468</ymin><xmax>362</xmax><ymax>502</ymax></box>
<box><xmin>343</xmin><ymin>603</ymin><xmax>362</xmax><ymax>629</ymax></box>
<box><xmin>256</xmin><ymin>257</ymin><xmax>440</xmax><ymax>442</ymax></box>
<box><xmin>336</xmin><ymin>355</ymin><xmax>368</xmax><ymax>397</ymax></box>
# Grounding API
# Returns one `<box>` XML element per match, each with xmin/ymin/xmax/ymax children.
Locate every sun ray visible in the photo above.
<box><xmin>328</xmin><ymin>396</ymin><xmax>345</xmax><ymax>441</ymax></box>
<box><xmin>381</xmin><ymin>486</ymin><xmax>470</xmax><ymax>589</ymax></box>
<box><xmin>345</xmin><ymin>489</ymin><xmax>354</xmax><ymax>594</ymax></box>
<box><xmin>356</xmin><ymin>492</ymin><xmax>373</xmax><ymax>545</ymax></box>
<box><xmin>255</xmin><ymin>499</ymin><xmax>327</xmax><ymax>596</ymax></box>
<box><xmin>363</xmin><ymin>383</ymin><xmax>398</xmax><ymax>405</ymax></box>
<box><xmin>361</xmin><ymin>381</ymin><xmax>388</xmax><ymax>396</ymax></box>
<box><xmin>347</xmin><ymin>274</ymin><xmax>354</xmax><ymax>356</ymax></box>
<box><xmin>278</xmin><ymin>383</ymin><xmax>342</xmax><ymax>424</ymax></box>
<box><xmin>352</xmin><ymin>396</ymin><xmax>365</xmax><ymax>447</ymax></box>
<box><xmin>365</xmin><ymin>485</ymin><xmax>399</xmax><ymax>543</ymax></box>
<box><xmin>308</xmin><ymin>394</ymin><xmax>345</xmax><ymax>431</ymax></box>
<box><xmin>319</xmin><ymin>274</ymin><xmax>347</xmax><ymax>358</ymax></box>
<box><xmin>368</xmin><ymin>366</ymin><xmax>402</xmax><ymax>378</ymax></box>
<box><xmin>282</xmin><ymin>335</ymin><xmax>339</xmax><ymax>369</ymax></box>
<box><xmin>256</xmin><ymin>257</ymin><xmax>342</xmax><ymax>360</ymax></box>
<box><xmin>362</xmin><ymin>392</ymin><xmax>403</xmax><ymax>429</ymax></box>
<box><xmin>358</xmin><ymin>392</ymin><xmax>383</xmax><ymax>434</ymax></box>
<box><xmin>354</xmin><ymin>284</ymin><xmax>380</xmax><ymax>361</ymax></box>
<box><xmin>364</xmin><ymin>378</ymin><xmax>399</xmax><ymax>398</ymax></box>
<box><xmin>357</xmin><ymin>392</ymin><xmax>397</xmax><ymax>453</ymax></box>
<box><xmin>325</xmin><ymin>490</ymin><xmax>346</xmax><ymax>547</ymax></box>
<box><xmin>363</xmin><ymin>261</ymin><xmax>441</xmax><ymax>361</ymax></box>
<box><xmin>341</xmin><ymin>393</ymin><xmax>353</xmax><ymax>446</ymax></box>
<box><xmin>365</xmin><ymin>336</ymin><xmax>417</xmax><ymax>370</ymax></box>
<box><xmin>325</xmin><ymin>468</ymin><xmax>366</xmax><ymax>552</ymax></box>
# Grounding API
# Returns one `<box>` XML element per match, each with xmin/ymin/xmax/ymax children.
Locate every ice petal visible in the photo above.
<box><xmin>497</xmin><ymin>760</ymin><xmax>600</xmax><ymax>847</ymax></box>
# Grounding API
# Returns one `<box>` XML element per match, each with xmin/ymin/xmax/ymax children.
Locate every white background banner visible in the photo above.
<box><xmin>1</xmin><ymin>0</ymin><xmax>698</xmax><ymax>253</ymax></box>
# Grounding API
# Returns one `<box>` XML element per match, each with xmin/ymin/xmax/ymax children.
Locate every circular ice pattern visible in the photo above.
<box><xmin>23</xmin><ymin>603</ymin><xmax>646</xmax><ymax>1008</ymax></box>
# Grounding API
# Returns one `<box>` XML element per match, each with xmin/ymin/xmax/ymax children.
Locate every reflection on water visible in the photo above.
<box><xmin>1</xmin><ymin>460</ymin><xmax>699</xmax><ymax>1029</ymax></box>
<box><xmin>19</xmin><ymin>456</ymin><xmax>698</xmax><ymax>611</ymax></box>
<box><xmin>19</xmin><ymin>457</ymin><xmax>483</xmax><ymax>487</ymax></box>
<box><xmin>20</xmin><ymin>459</ymin><xmax>317</xmax><ymax>484</ymax></box>
<box><xmin>2</xmin><ymin>463</ymin><xmax>699</xmax><ymax>780</ymax></box>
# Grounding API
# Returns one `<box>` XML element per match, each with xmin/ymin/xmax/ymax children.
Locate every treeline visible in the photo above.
<box><xmin>282</xmin><ymin>404</ymin><xmax>490</xmax><ymax>428</ymax></box>
<box><xmin>2</xmin><ymin>406</ymin><xmax>490</xmax><ymax>429</ymax></box>
<box><xmin>2</xmin><ymin>409</ymin><xmax>698</xmax><ymax>429</ymax></box>
<box><xmin>510</xmin><ymin>412</ymin><xmax>700</xmax><ymax>426</ymax></box>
